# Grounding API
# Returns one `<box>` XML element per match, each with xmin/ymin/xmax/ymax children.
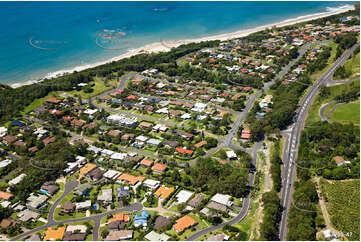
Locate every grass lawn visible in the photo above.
<box><xmin>21</xmin><ymin>91</ymin><xmax>59</xmax><ymax>115</ymax></box>
<box><xmin>69</xmin><ymin>77</ymin><xmax>118</xmax><ymax>99</ymax></box>
<box><xmin>330</xmin><ymin>102</ymin><xmax>360</xmax><ymax>125</ymax></box>
<box><xmin>54</xmin><ymin>208</ymin><xmax>86</xmax><ymax>221</ymax></box>
<box><xmin>320</xmin><ymin>179</ymin><xmax>360</xmax><ymax>241</ymax></box>
<box><xmin>305</xmin><ymin>79</ymin><xmax>359</xmax><ymax>125</ymax></box>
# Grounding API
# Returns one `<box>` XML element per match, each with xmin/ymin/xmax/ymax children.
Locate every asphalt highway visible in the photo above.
<box><xmin>279</xmin><ymin>42</ymin><xmax>359</xmax><ymax>241</ymax></box>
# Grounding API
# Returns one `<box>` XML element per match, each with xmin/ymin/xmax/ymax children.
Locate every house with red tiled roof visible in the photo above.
<box><xmin>241</xmin><ymin>129</ymin><xmax>251</xmax><ymax>140</ymax></box>
<box><xmin>43</xmin><ymin>137</ymin><xmax>55</xmax><ymax>145</ymax></box>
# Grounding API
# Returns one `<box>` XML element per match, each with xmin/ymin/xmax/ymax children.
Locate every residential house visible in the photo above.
<box><xmin>118</xmin><ymin>174</ymin><xmax>145</xmax><ymax>186</ymax></box>
<box><xmin>18</xmin><ymin>210</ymin><xmax>40</xmax><ymax>222</ymax></box>
<box><xmin>44</xmin><ymin>227</ymin><xmax>66</xmax><ymax>241</ymax></box>
<box><xmin>2</xmin><ymin>135</ymin><xmax>17</xmax><ymax>145</ymax></box>
<box><xmin>173</xmin><ymin>215</ymin><xmax>197</xmax><ymax>233</ymax></box>
<box><xmin>26</xmin><ymin>193</ymin><xmax>48</xmax><ymax>209</ymax></box>
<box><xmin>139</xmin><ymin>121</ymin><xmax>153</xmax><ymax>129</ymax></box>
<box><xmin>103</xmin><ymin>170</ymin><xmax>121</xmax><ymax>180</ymax></box>
<box><xmin>61</xmin><ymin>201</ymin><xmax>76</xmax><ymax>213</ymax></box>
<box><xmin>134</xmin><ymin>211</ymin><xmax>149</xmax><ymax>227</ymax></box>
<box><xmin>176</xmin><ymin>190</ymin><xmax>193</xmax><ymax>205</ymax></box>
<box><xmin>86</xmin><ymin>167</ymin><xmax>105</xmax><ymax>181</ymax></box>
<box><xmin>116</xmin><ymin>186</ymin><xmax>131</xmax><ymax>199</ymax></box>
<box><xmin>153</xmin><ymin>216</ymin><xmax>172</xmax><ymax>230</ymax></box>
<box><xmin>188</xmin><ymin>195</ymin><xmax>204</xmax><ymax>208</ymax></box>
<box><xmin>333</xmin><ymin>156</ymin><xmax>351</xmax><ymax>166</ymax></box>
<box><xmin>194</xmin><ymin>141</ymin><xmax>207</xmax><ymax>149</ymax></box>
<box><xmin>176</xmin><ymin>147</ymin><xmax>194</xmax><ymax>156</ymax></box>
<box><xmin>74</xmin><ymin>183</ymin><xmax>92</xmax><ymax>196</ymax></box>
<box><xmin>226</xmin><ymin>150</ymin><xmax>237</xmax><ymax>160</ymax></box>
<box><xmin>207</xmin><ymin>193</ymin><xmax>233</xmax><ymax>212</ymax></box>
<box><xmin>98</xmin><ymin>189</ymin><xmax>113</xmax><ymax>205</ymax></box>
<box><xmin>105</xmin><ymin>230</ymin><xmax>133</xmax><ymax>241</ymax></box>
<box><xmin>154</xmin><ymin>186</ymin><xmax>174</xmax><ymax>199</ymax></box>
<box><xmin>76</xmin><ymin>200</ymin><xmax>92</xmax><ymax>211</ymax></box>
<box><xmin>147</xmin><ymin>138</ymin><xmax>162</xmax><ymax>147</ymax></box>
<box><xmin>0</xmin><ymin>191</ymin><xmax>13</xmax><ymax>201</ymax></box>
<box><xmin>43</xmin><ymin>137</ymin><xmax>55</xmax><ymax>145</ymax></box>
<box><xmin>163</xmin><ymin>140</ymin><xmax>178</xmax><ymax>148</ymax></box>
<box><xmin>140</xmin><ymin>159</ymin><xmax>154</xmax><ymax>167</ymax></box>
<box><xmin>145</xmin><ymin>231</ymin><xmax>170</xmax><ymax>241</ymax></box>
<box><xmin>0</xmin><ymin>218</ymin><xmax>16</xmax><ymax>229</ymax></box>
<box><xmin>121</xmin><ymin>133</ymin><xmax>135</xmax><ymax>142</ymax></box>
<box><xmin>241</xmin><ymin>129</ymin><xmax>251</xmax><ymax>140</ymax></box>
<box><xmin>152</xmin><ymin>163</ymin><xmax>167</xmax><ymax>173</ymax></box>
<box><xmin>143</xmin><ymin>179</ymin><xmax>160</xmax><ymax>190</ymax></box>
<box><xmin>108</xmin><ymin>130</ymin><xmax>121</xmax><ymax>137</ymax></box>
<box><xmin>40</xmin><ymin>182</ymin><xmax>59</xmax><ymax>196</ymax></box>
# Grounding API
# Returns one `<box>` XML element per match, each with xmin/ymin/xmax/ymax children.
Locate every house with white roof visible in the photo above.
<box><xmin>0</xmin><ymin>127</ymin><xmax>8</xmax><ymax>137</ymax></box>
<box><xmin>191</xmin><ymin>103</ymin><xmax>207</xmax><ymax>113</ymax></box>
<box><xmin>210</xmin><ymin>193</ymin><xmax>233</xmax><ymax>207</ymax></box>
<box><xmin>103</xmin><ymin>170</ymin><xmax>121</xmax><ymax>180</ymax></box>
<box><xmin>147</xmin><ymin>138</ymin><xmax>162</xmax><ymax>147</ymax></box>
<box><xmin>143</xmin><ymin>179</ymin><xmax>160</xmax><ymax>190</ymax></box>
<box><xmin>181</xmin><ymin>113</ymin><xmax>191</xmax><ymax>120</ymax></box>
<box><xmin>84</xmin><ymin>109</ymin><xmax>98</xmax><ymax>115</ymax></box>
<box><xmin>110</xmin><ymin>152</ymin><xmax>127</xmax><ymax>161</ymax></box>
<box><xmin>9</xmin><ymin>173</ymin><xmax>26</xmax><ymax>186</ymax></box>
<box><xmin>156</xmin><ymin>107</ymin><xmax>169</xmax><ymax>114</ymax></box>
<box><xmin>0</xmin><ymin>159</ymin><xmax>12</xmax><ymax>168</ymax></box>
<box><xmin>176</xmin><ymin>190</ymin><xmax>193</xmax><ymax>204</ymax></box>
<box><xmin>226</xmin><ymin>150</ymin><xmax>237</xmax><ymax>160</ymax></box>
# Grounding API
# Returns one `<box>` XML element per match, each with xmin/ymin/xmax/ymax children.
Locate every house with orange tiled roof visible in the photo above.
<box><xmin>108</xmin><ymin>213</ymin><xmax>130</xmax><ymax>223</ymax></box>
<box><xmin>152</xmin><ymin>163</ymin><xmax>167</xmax><ymax>173</ymax></box>
<box><xmin>154</xmin><ymin>185</ymin><xmax>174</xmax><ymax>199</ymax></box>
<box><xmin>46</xmin><ymin>97</ymin><xmax>61</xmax><ymax>104</ymax></box>
<box><xmin>173</xmin><ymin>215</ymin><xmax>197</xmax><ymax>233</ymax></box>
<box><xmin>118</xmin><ymin>173</ymin><xmax>145</xmax><ymax>185</ymax></box>
<box><xmin>194</xmin><ymin>141</ymin><xmax>207</xmax><ymax>149</ymax></box>
<box><xmin>140</xmin><ymin>159</ymin><xmax>154</xmax><ymax>167</ymax></box>
<box><xmin>176</xmin><ymin>147</ymin><xmax>194</xmax><ymax>155</ymax></box>
<box><xmin>126</xmin><ymin>94</ymin><xmax>137</xmax><ymax>100</ymax></box>
<box><xmin>0</xmin><ymin>191</ymin><xmax>13</xmax><ymax>200</ymax></box>
<box><xmin>79</xmin><ymin>163</ymin><xmax>96</xmax><ymax>177</ymax></box>
<box><xmin>44</xmin><ymin>226</ymin><xmax>66</xmax><ymax>241</ymax></box>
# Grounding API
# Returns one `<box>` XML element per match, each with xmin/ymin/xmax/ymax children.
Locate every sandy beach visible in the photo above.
<box><xmin>10</xmin><ymin>5</ymin><xmax>354</xmax><ymax>89</ymax></box>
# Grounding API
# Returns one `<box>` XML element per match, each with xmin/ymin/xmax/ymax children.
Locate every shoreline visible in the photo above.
<box><xmin>10</xmin><ymin>4</ymin><xmax>354</xmax><ymax>89</ymax></box>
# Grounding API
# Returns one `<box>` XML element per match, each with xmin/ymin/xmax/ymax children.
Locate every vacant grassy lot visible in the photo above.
<box><xmin>69</xmin><ymin>77</ymin><xmax>118</xmax><ymax>99</ymax></box>
<box><xmin>331</xmin><ymin>103</ymin><xmax>360</xmax><ymax>125</ymax></box>
<box><xmin>321</xmin><ymin>179</ymin><xmax>360</xmax><ymax>241</ymax></box>
<box><xmin>305</xmin><ymin>79</ymin><xmax>359</xmax><ymax>125</ymax></box>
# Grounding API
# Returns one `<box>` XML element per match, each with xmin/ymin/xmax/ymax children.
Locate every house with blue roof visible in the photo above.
<box><xmin>134</xmin><ymin>211</ymin><xmax>149</xmax><ymax>227</ymax></box>
<box><xmin>11</xmin><ymin>120</ymin><xmax>24</xmax><ymax>127</ymax></box>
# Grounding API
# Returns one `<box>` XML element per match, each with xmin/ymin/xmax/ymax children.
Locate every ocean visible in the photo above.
<box><xmin>0</xmin><ymin>1</ymin><xmax>356</xmax><ymax>86</ymax></box>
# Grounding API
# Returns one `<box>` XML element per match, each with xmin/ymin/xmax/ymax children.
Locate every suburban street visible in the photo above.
<box><xmin>279</xmin><ymin>42</ymin><xmax>359</xmax><ymax>241</ymax></box>
<box><xmin>186</xmin><ymin>41</ymin><xmax>318</xmax><ymax>240</ymax></box>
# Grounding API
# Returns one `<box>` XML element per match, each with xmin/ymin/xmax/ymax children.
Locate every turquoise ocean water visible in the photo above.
<box><xmin>0</xmin><ymin>1</ymin><xmax>357</xmax><ymax>85</ymax></box>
